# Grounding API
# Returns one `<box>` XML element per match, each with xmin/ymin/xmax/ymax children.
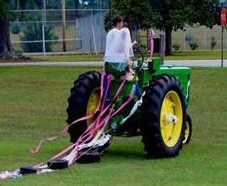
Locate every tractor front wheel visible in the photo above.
<box><xmin>141</xmin><ymin>75</ymin><xmax>186</xmax><ymax>158</ymax></box>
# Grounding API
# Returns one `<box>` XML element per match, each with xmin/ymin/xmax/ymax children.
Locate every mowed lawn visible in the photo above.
<box><xmin>0</xmin><ymin>66</ymin><xmax>227</xmax><ymax>186</ymax></box>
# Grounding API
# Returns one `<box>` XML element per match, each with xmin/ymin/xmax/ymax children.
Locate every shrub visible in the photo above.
<box><xmin>185</xmin><ymin>33</ymin><xmax>199</xmax><ymax>50</ymax></box>
<box><xmin>210</xmin><ymin>36</ymin><xmax>217</xmax><ymax>50</ymax></box>
<box><xmin>172</xmin><ymin>43</ymin><xmax>181</xmax><ymax>51</ymax></box>
<box><xmin>189</xmin><ymin>41</ymin><xmax>199</xmax><ymax>50</ymax></box>
<box><xmin>11</xmin><ymin>22</ymin><xmax>21</xmax><ymax>35</ymax></box>
<box><xmin>20</xmin><ymin>23</ymin><xmax>58</xmax><ymax>52</ymax></box>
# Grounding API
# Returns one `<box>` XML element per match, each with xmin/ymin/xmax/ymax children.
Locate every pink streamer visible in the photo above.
<box><xmin>149</xmin><ymin>30</ymin><xmax>154</xmax><ymax>58</ymax></box>
<box><xmin>31</xmin><ymin>69</ymin><xmax>134</xmax><ymax>168</ymax></box>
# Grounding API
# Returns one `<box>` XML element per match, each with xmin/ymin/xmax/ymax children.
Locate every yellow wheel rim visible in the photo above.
<box><xmin>183</xmin><ymin>120</ymin><xmax>190</xmax><ymax>144</ymax></box>
<box><xmin>160</xmin><ymin>91</ymin><xmax>183</xmax><ymax>147</ymax></box>
<box><xmin>86</xmin><ymin>88</ymin><xmax>100</xmax><ymax>125</ymax></box>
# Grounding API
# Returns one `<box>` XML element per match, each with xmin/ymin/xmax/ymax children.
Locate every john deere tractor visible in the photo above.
<box><xmin>66</xmin><ymin>57</ymin><xmax>192</xmax><ymax>158</ymax></box>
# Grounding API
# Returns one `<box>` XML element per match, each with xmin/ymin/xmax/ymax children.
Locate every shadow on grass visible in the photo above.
<box><xmin>103</xmin><ymin>146</ymin><xmax>146</xmax><ymax>161</ymax></box>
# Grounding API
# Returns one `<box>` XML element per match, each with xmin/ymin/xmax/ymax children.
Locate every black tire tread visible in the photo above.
<box><xmin>141</xmin><ymin>75</ymin><xmax>186</xmax><ymax>158</ymax></box>
<box><xmin>66</xmin><ymin>71</ymin><xmax>101</xmax><ymax>143</ymax></box>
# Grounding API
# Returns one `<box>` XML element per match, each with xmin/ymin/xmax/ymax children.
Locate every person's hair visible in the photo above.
<box><xmin>112</xmin><ymin>16</ymin><xmax>123</xmax><ymax>27</ymax></box>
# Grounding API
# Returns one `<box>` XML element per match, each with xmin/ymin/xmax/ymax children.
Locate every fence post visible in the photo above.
<box><xmin>42</xmin><ymin>0</ymin><xmax>46</xmax><ymax>55</ymax></box>
<box><xmin>42</xmin><ymin>25</ymin><xmax>46</xmax><ymax>55</ymax></box>
<box><xmin>62</xmin><ymin>0</ymin><xmax>66</xmax><ymax>52</ymax></box>
<box><xmin>92</xmin><ymin>25</ymin><xmax>97</xmax><ymax>54</ymax></box>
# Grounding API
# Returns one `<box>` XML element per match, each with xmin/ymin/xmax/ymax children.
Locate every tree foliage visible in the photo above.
<box><xmin>20</xmin><ymin>23</ymin><xmax>58</xmax><ymax>52</ymax></box>
<box><xmin>104</xmin><ymin>0</ymin><xmax>160</xmax><ymax>31</ymax></box>
<box><xmin>186</xmin><ymin>0</ymin><xmax>220</xmax><ymax>28</ymax></box>
<box><xmin>0</xmin><ymin>0</ymin><xmax>41</xmax><ymax>56</ymax></box>
<box><xmin>148</xmin><ymin>0</ymin><xmax>219</xmax><ymax>30</ymax></box>
<box><xmin>0</xmin><ymin>0</ymin><xmax>10</xmax><ymax>19</ymax></box>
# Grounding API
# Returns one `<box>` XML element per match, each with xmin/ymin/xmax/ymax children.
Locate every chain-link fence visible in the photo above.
<box><xmin>10</xmin><ymin>9</ymin><xmax>108</xmax><ymax>55</ymax></box>
<box><xmin>9</xmin><ymin>9</ymin><xmax>227</xmax><ymax>55</ymax></box>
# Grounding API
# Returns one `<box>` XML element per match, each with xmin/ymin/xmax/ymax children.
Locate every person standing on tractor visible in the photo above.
<box><xmin>103</xmin><ymin>16</ymin><xmax>137</xmax><ymax>107</ymax></box>
<box><xmin>104</xmin><ymin>16</ymin><xmax>135</xmax><ymax>74</ymax></box>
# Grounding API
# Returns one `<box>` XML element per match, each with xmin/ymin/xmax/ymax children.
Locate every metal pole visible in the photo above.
<box><xmin>42</xmin><ymin>0</ymin><xmax>46</xmax><ymax>55</ymax></box>
<box><xmin>92</xmin><ymin>25</ymin><xmax>97</xmax><ymax>54</ymax></box>
<box><xmin>62</xmin><ymin>0</ymin><xmax>66</xmax><ymax>52</ymax></box>
<box><xmin>221</xmin><ymin>26</ymin><xmax>224</xmax><ymax>67</ymax></box>
<box><xmin>160</xmin><ymin>34</ymin><xmax>164</xmax><ymax>64</ymax></box>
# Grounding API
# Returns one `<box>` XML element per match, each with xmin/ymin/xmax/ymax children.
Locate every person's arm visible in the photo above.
<box><xmin>104</xmin><ymin>32</ymin><xmax>111</xmax><ymax>60</ymax></box>
<box><xmin>120</xmin><ymin>28</ymin><xmax>135</xmax><ymax>71</ymax></box>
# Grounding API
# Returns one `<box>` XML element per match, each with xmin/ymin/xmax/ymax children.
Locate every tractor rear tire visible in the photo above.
<box><xmin>141</xmin><ymin>75</ymin><xmax>186</xmax><ymax>158</ymax></box>
<box><xmin>66</xmin><ymin>71</ymin><xmax>101</xmax><ymax>143</ymax></box>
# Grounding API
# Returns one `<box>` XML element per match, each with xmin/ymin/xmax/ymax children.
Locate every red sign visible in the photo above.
<box><xmin>221</xmin><ymin>8</ymin><xmax>227</xmax><ymax>26</ymax></box>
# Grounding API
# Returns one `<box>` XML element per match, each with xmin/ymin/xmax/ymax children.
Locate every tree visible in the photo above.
<box><xmin>0</xmin><ymin>0</ymin><xmax>13</xmax><ymax>57</ymax></box>
<box><xmin>0</xmin><ymin>0</ymin><xmax>40</xmax><ymax>58</ymax></box>
<box><xmin>106</xmin><ymin>0</ymin><xmax>219</xmax><ymax>55</ymax></box>
<box><xmin>105</xmin><ymin>0</ymin><xmax>159</xmax><ymax>31</ymax></box>
<box><xmin>149</xmin><ymin>0</ymin><xmax>188</xmax><ymax>55</ymax></box>
<box><xmin>150</xmin><ymin>0</ymin><xmax>219</xmax><ymax>55</ymax></box>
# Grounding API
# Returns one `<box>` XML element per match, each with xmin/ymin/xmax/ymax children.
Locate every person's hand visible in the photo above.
<box><xmin>126</xmin><ymin>68</ymin><xmax>136</xmax><ymax>81</ymax></box>
<box><xmin>131</xmin><ymin>40</ymin><xmax>137</xmax><ymax>46</ymax></box>
<box><xmin>127</xmin><ymin>61</ymin><xmax>135</xmax><ymax>74</ymax></box>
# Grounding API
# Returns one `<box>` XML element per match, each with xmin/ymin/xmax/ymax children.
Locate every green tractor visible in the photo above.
<box><xmin>66</xmin><ymin>57</ymin><xmax>192</xmax><ymax>159</ymax></box>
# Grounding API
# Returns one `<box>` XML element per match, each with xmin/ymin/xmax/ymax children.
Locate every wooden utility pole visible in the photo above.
<box><xmin>62</xmin><ymin>0</ymin><xmax>66</xmax><ymax>52</ymax></box>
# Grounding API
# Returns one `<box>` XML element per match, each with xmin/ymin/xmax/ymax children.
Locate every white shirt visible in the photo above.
<box><xmin>104</xmin><ymin>27</ymin><xmax>134</xmax><ymax>63</ymax></box>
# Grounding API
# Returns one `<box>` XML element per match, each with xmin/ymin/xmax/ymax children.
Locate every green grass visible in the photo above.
<box><xmin>0</xmin><ymin>66</ymin><xmax>227</xmax><ymax>185</ymax></box>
